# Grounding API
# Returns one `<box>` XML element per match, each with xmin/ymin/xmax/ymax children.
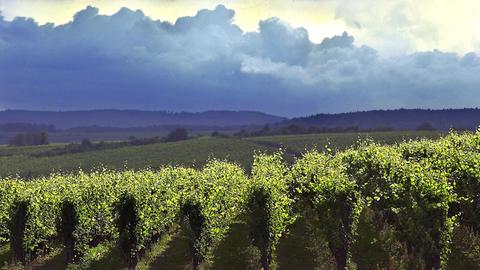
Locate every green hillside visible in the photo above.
<box><xmin>0</xmin><ymin>131</ymin><xmax>443</xmax><ymax>178</ymax></box>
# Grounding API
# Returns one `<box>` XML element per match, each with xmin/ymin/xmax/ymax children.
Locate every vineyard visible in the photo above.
<box><xmin>0</xmin><ymin>130</ymin><xmax>479</xmax><ymax>269</ymax></box>
<box><xmin>0</xmin><ymin>131</ymin><xmax>443</xmax><ymax>178</ymax></box>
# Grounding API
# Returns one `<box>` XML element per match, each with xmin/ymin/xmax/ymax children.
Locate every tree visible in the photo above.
<box><xmin>416</xmin><ymin>122</ymin><xmax>436</xmax><ymax>131</ymax></box>
<box><xmin>261</xmin><ymin>124</ymin><xmax>270</xmax><ymax>133</ymax></box>
<box><xmin>37</xmin><ymin>132</ymin><xmax>48</xmax><ymax>145</ymax></box>
<box><xmin>81</xmin><ymin>139</ymin><xmax>92</xmax><ymax>147</ymax></box>
<box><xmin>282</xmin><ymin>124</ymin><xmax>305</xmax><ymax>134</ymax></box>
<box><xmin>165</xmin><ymin>128</ymin><xmax>188</xmax><ymax>142</ymax></box>
<box><xmin>233</xmin><ymin>129</ymin><xmax>249</xmax><ymax>137</ymax></box>
<box><xmin>9</xmin><ymin>132</ymin><xmax>49</xmax><ymax>146</ymax></box>
<box><xmin>9</xmin><ymin>133</ymin><xmax>26</xmax><ymax>146</ymax></box>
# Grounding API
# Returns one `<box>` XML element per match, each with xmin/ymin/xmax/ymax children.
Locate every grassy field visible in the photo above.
<box><xmin>0</xmin><ymin>131</ymin><xmax>172</xmax><ymax>145</ymax></box>
<box><xmin>0</xmin><ymin>138</ymin><xmax>271</xmax><ymax>178</ymax></box>
<box><xmin>0</xmin><ymin>131</ymin><xmax>444</xmax><ymax>178</ymax></box>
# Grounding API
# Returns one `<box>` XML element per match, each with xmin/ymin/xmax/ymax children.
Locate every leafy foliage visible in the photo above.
<box><xmin>291</xmin><ymin>151</ymin><xmax>362</xmax><ymax>269</ymax></box>
<box><xmin>0</xmin><ymin>130</ymin><xmax>479</xmax><ymax>269</ymax></box>
<box><xmin>11</xmin><ymin>176</ymin><xmax>66</xmax><ymax>262</ymax></box>
<box><xmin>60</xmin><ymin>171</ymin><xmax>124</xmax><ymax>263</ymax></box>
<box><xmin>116</xmin><ymin>168</ymin><xmax>195</xmax><ymax>267</ymax></box>
<box><xmin>0</xmin><ymin>178</ymin><xmax>23</xmax><ymax>244</ymax></box>
<box><xmin>181</xmin><ymin>160</ymin><xmax>249</xmax><ymax>268</ymax></box>
<box><xmin>249</xmin><ymin>152</ymin><xmax>295</xmax><ymax>269</ymax></box>
<box><xmin>343</xmin><ymin>142</ymin><xmax>456</xmax><ymax>269</ymax></box>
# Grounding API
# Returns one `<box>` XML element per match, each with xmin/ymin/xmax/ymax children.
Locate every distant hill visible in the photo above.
<box><xmin>2</xmin><ymin>108</ymin><xmax>479</xmax><ymax>133</ymax></box>
<box><xmin>0</xmin><ymin>123</ymin><xmax>56</xmax><ymax>132</ymax></box>
<box><xmin>0</xmin><ymin>110</ymin><xmax>286</xmax><ymax>129</ymax></box>
<box><xmin>282</xmin><ymin>108</ymin><xmax>480</xmax><ymax>131</ymax></box>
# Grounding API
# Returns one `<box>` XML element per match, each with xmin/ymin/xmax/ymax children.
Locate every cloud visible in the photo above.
<box><xmin>0</xmin><ymin>5</ymin><xmax>480</xmax><ymax>117</ymax></box>
<box><xmin>334</xmin><ymin>0</ymin><xmax>480</xmax><ymax>56</ymax></box>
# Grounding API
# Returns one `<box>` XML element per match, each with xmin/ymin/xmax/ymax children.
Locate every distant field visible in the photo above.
<box><xmin>0</xmin><ymin>131</ymin><xmax>173</xmax><ymax>144</ymax></box>
<box><xmin>0</xmin><ymin>138</ymin><xmax>271</xmax><ymax>177</ymax></box>
<box><xmin>0</xmin><ymin>131</ymin><xmax>444</xmax><ymax>177</ymax></box>
<box><xmin>245</xmin><ymin>131</ymin><xmax>445</xmax><ymax>154</ymax></box>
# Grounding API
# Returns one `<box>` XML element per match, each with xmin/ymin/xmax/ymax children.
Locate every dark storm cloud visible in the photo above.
<box><xmin>0</xmin><ymin>5</ymin><xmax>479</xmax><ymax>116</ymax></box>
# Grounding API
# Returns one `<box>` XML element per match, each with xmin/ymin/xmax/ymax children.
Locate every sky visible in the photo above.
<box><xmin>0</xmin><ymin>0</ymin><xmax>480</xmax><ymax>116</ymax></box>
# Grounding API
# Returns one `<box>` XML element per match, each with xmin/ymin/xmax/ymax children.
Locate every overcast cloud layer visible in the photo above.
<box><xmin>0</xmin><ymin>5</ymin><xmax>479</xmax><ymax>116</ymax></box>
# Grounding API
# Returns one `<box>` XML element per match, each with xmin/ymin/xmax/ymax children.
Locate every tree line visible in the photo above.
<box><xmin>8</xmin><ymin>132</ymin><xmax>49</xmax><ymax>146</ymax></box>
<box><xmin>228</xmin><ymin>122</ymin><xmax>439</xmax><ymax>138</ymax></box>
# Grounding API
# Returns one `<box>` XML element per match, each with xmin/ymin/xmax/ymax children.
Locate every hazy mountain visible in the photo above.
<box><xmin>2</xmin><ymin>108</ymin><xmax>479</xmax><ymax>133</ymax></box>
<box><xmin>0</xmin><ymin>110</ymin><xmax>286</xmax><ymax>129</ymax></box>
<box><xmin>0</xmin><ymin>123</ymin><xmax>56</xmax><ymax>132</ymax></box>
<box><xmin>282</xmin><ymin>108</ymin><xmax>480</xmax><ymax>131</ymax></box>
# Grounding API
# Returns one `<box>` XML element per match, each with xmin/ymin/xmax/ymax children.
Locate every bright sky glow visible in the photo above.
<box><xmin>2</xmin><ymin>0</ymin><xmax>479</xmax><ymax>55</ymax></box>
<box><xmin>0</xmin><ymin>0</ymin><xmax>346</xmax><ymax>44</ymax></box>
